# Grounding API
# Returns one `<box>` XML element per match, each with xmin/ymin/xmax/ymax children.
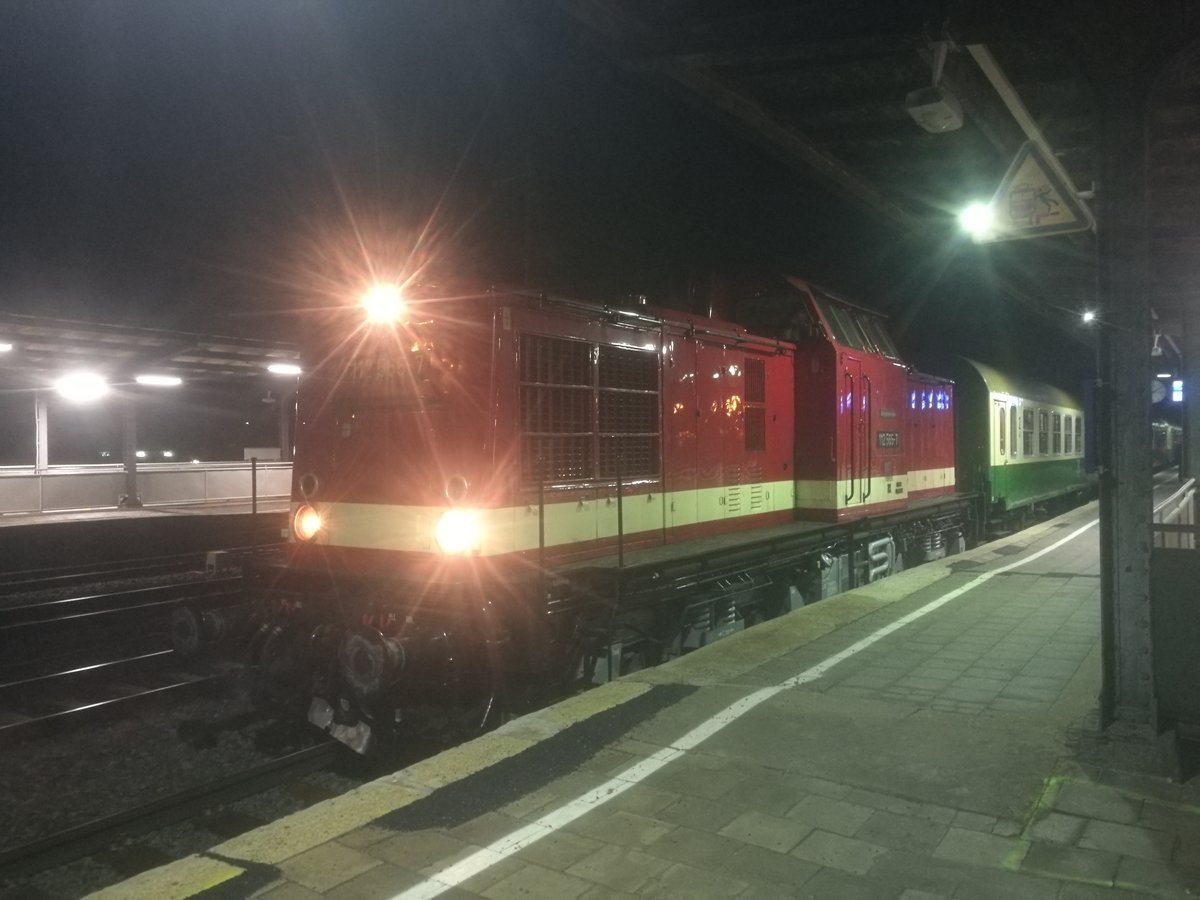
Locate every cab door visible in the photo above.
<box><xmin>841</xmin><ymin>355</ymin><xmax>867</xmax><ymax>509</ymax></box>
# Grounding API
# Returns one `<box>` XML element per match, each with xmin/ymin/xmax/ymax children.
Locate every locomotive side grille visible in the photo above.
<box><xmin>744</xmin><ymin>357</ymin><xmax>767</xmax><ymax>452</ymax></box>
<box><xmin>522</xmin><ymin>436</ymin><xmax>593</xmax><ymax>482</ymax></box>
<box><xmin>745</xmin><ymin>407</ymin><xmax>766</xmax><ymax>452</ymax></box>
<box><xmin>745</xmin><ymin>358</ymin><xmax>766</xmax><ymax>403</ymax></box>
<box><xmin>600</xmin><ymin>435</ymin><xmax>658</xmax><ymax>479</ymax></box>
<box><xmin>523</xmin><ymin>385</ymin><xmax>592</xmax><ymax>433</ymax></box>
<box><xmin>599</xmin><ymin>344</ymin><xmax>658</xmax><ymax>391</ymax></box>
<box><xmin>519</xmin><ymin>334</ymin><xmax>661</xmax><ymax>485</ymax></box>
<box><xmin>520</xmin><ymin>334</ymin><xmax>591</xmax><ymax>385</ymax></box>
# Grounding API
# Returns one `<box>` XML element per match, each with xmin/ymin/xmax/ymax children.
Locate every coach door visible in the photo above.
<box><xmin>992</xmin><ymin>397</ymin><xmax>1011</xmax><ymax>500</ymax></box>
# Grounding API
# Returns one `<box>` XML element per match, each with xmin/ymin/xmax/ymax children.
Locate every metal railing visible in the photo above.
<box><xmin>1153</xmin><ymin>478</ymin><xmax>1197</xmax><ymax>550</ymax></box>
<box><xmin>0</xmin><ymin>461</ymin><xmax>291</xmax><ymax>515</ymax></box>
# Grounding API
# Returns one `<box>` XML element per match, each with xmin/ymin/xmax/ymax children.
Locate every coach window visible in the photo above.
<box><xmin>1010</xmin><ymin>407</ymin><xmax>1019</xmax><ymax>458</ymax></box>
<box><xmin>1074</xmin><ymin>417</ymin><xmax>1083</xmax><ymax>456</ymax></box>
<box><xmin>997</xmin><ymin>406</ymin><xmax>1005</xmax><ymax>456</ymax></box>
<box><xmin>1052</xmin><ymin>412</ymin><xmax>1062</xmax><ymax>454</ymax></box>
<box><xmin>1022</xmin><ymin>408</ymin><xmax>1034</xmax><ymax>456</ymax></box>
<box><xmin>1064</xmin><ymin>415</ymin><xmax>1073</xmax><ymax>454</ymax></box>
<box><xmin>1038</xmin><ymin>409</ymin><xmax>1049</xmax><ymax>455</ymax></box>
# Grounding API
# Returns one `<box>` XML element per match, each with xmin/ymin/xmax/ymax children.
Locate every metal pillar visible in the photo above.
<box><xmin>34</xmin><ymin>391</ymin><xmax>48</xmax><ymax>472</ymax></box>
<box><xmin>120</xmin><ymin>397</ymin><xmax>142</xmax><ymax>508</ymax></box>
<box><xmin>1183</xmin><ymin>311</ymin><xmax>1200</xmax><ymax>481</ymax></box>
<box><xmin>1096</xmin><ymin>76</ymin><xmax>1155</xmax><ymax>732</ymax></box>
<box><xmin>278</xmin><ymin>389</ymin><xmax>295</xmax><ymax>462</ymax></box>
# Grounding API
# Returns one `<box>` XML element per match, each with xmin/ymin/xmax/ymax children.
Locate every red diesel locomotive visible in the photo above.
<box><xmin>251</xmin><ymin>278</ymin><xmax>967</xmax><ymax>751</ymax></box>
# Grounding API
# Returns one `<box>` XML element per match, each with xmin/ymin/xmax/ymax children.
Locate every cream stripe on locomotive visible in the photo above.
<box><xmin>295</xmin><ymin>479</ymin><xmax>797</xmax><ymax>556</ymax></box>
<box><xmin>793</xmin><ymin>474</ymin><xmax>910</xmax><ymax>510</ymax></box>
<box><xmin>907</xmin><ymin>466</ymin><xmax>956</xmax><ymax>495</ymax></box>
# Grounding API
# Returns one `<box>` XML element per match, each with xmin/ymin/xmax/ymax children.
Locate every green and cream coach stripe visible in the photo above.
<box><xmin>292</xmin><ymin>479</ymin><xmax>798</xmax><ymax>556</ymax></box>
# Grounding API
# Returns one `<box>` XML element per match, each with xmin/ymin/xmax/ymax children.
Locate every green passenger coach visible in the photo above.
<box><xmin>934</xmin><ymin>356</ymin><xmax>1093</xmax><ymax>532</ymax></box>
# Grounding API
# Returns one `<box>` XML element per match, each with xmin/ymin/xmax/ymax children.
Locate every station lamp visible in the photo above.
<box><xmin>267</xmin><ymin>363</ymin><xmax>302</xmax><ymax>376</ymax></box>
<box><xmin>958</xmin><ymin>202</ymin><xmax>994</xmax><ymax>240</ymax></box>
<box><xmin>1081</xmin><ymin>310</ymin><xmax>1097</xmax><ymax>324</ymax></box>
<box><xmin>54</xmin><ymin>371</ymin><xmax>108</xmax><ymax>402</ymax></box>
<box><xmin>135</xmin><ymin>374</ymin><xmax>182</xmax><ymax>387</ymax></box>
<box><xmin>0</xmin><ymin>341</ymin><xmax>12</xmax><ymax>353</ymax></box>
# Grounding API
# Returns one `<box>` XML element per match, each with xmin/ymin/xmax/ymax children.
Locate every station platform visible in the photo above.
<box><xmin>0</xmin><ymin>501</ymin><xmax>288</xmax><ymax>572</ymax></box>
<box><xmin>94</xmin><ymin>500</ymin><xmax>1200</xmax><ymax>900</ymax></box>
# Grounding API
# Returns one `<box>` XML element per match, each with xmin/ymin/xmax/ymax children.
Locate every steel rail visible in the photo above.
<box><xmin>0</xmin><ymin>742</ymin><xmax>339</xmax><ymax>878</ymax></box>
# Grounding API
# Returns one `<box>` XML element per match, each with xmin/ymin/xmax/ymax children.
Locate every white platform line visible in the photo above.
<box><xmin>394</xmin><ymin>517</ymin><xmax>1099</xmax><ymax>900</ymax></box>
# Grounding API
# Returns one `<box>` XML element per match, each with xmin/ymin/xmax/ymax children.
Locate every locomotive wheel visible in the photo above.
<box><xmin>338</xmin><ymin>628</ymin><xmax>404</xmax><ymax>699</ymax></box>
<box><xmin>249</xmin><ymin>624</ymin><xmax>315</xmax><ymax>715</ymax></box>
<box><xmin>171</xmin><ymin>605</ymin><xmax>204</xmax><ymax>658</ymax></box>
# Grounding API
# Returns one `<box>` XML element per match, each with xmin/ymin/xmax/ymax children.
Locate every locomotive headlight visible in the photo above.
<box><xmin>293</xmin><ymin>504</ymin><xmax>324</xmax><ymax>541</ymax></box>
<box><xmin>434</xmin><ymin>509</ymin><xmax>481</xmax><ymax>555</ymax></box>
<box><xmin>362</xmin><ymin>284</ymin><xmax>405</xmax><ymax>324</ymax></box>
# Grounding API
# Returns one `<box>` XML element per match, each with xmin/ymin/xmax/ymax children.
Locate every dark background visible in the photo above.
<box><xmin>0</xmin><ymin>0</ymin><xmax>1103</xmax><ymax>463</ymax></box>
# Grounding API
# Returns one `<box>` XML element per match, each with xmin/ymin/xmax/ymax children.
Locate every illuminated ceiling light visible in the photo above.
<box><xmin>959</xmin><ymin>202</ymin><xmax>994</xmax><ymax>239</ymax></box>
<box><xmin>362</xmin><ymin>283</ymin><xmax>405</xmax><ymax>323</ymax></box>
<box><xmin>267</xmin><ymin>363</ymin><xmax>301</xmax><ymax>376</ymax></box>
<box><xmin>136</xmin><ymin>374</ymin><xmax>182</xmax><ymax>387</ymax></box>
<box><xmin>0</xmin><ymin>342</ymin><xmax>12</xmax><ymax>352</ymax></box>
<box><xmin>1081</xmin><ymin>310</ymin><xmax>1097</xmax><ymax>324</ymax></box>
<box><xmin>1157</xmin><ymin>372</ymin><xmax>1172</xmax><ymax>379</ymax></box>
<box><xmin>55</xmin><ymin>371</ymin><xmax>109</xmax><ymax>402</ymax></box>
<box><xmin>135</xmin><ymin>450</ymin><xmax>147</xmax><ymax>459</ymax></box>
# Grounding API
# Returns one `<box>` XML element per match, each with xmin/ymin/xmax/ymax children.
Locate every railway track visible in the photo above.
<box><xmin>0</xmin><ymin>651</ymin><xmax>236</xmax><ymax>745</ymax></box>
<box><xmin>0</xmin><ymin>741</ymin><xmax>340</xmax><ymax>879</ymax></box>
<box><xmin>0</xmin><ymin>544</ymin><xmax>281</xmax><ymax>597</ymax></box>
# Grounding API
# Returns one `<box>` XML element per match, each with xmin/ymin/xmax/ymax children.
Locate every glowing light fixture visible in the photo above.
<box><xmin>434</xmin><ymin>509</ymin><xmax>482</xmax><ymax>555</ymax></box>
<box><xmin>1081</xmin><ymin>310</ymin><xmax>1097</xmax><ymax>324</ymax></box>
<box><xmin>267</xmin><ymin>363</ymin><xmax>301</xmax><ymax>376</ymax></box>
<box><xmin>959</xmin><ymin>202</ymin><xmax>994</xmax><ymax>239</ymax></box>
<box><xmin>293</xmin><ymin>504</ymin><xmax>323</xmax><ymax>541</ymax></box>
<box><xmin>136</xmin><ymin>374</ymin><xmax>182</xmax><ymax>387</ymax></box>
<box><xmin>0</xmin><ymin>342</ymin><xmax>12</xmax><ymax>352</ymax></box>
<box><xmin>362</xmin><ymin>283</ymin><xmax>405</xmax><ymax>323</ymax></box>
<box><xmin>55</xmin><ymin>371</ymin><xmax>109</xmax><ymax>402</ymax></box>
<box><xmin>135</xmin><ymin>450</ymin><xmax>147</xmax><ymax>459</ymax></box>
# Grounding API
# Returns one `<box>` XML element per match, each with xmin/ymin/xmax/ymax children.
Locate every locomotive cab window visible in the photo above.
<box><xmin>812</xmin><ymin>294</ymin><xmax>869</xmax><ymax>350</ymax></box>
<box><xmin>855</xmin><ymin>314</ymin><xmax>900</xmax><ymax>359</ymax></box>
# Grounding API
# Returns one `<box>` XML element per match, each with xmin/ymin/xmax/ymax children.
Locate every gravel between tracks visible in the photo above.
<box><xmin>0</xmin><ymin>677</ymin><xmax>360</xmax><ymax>899</ymax></box>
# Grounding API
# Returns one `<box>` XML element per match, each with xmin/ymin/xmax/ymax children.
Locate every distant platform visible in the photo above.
<box><xmin>0</xmin><ymin>500</ymin><xmax>288</xmax><ymax>573</ymax></box>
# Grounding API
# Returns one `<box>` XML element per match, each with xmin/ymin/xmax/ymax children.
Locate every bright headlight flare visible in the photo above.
<box><xmin>293</xmin><ymin>504</ymin><xmax>323</xmax><ymax>541</ymax></box>
<box><xmin>434</xmin><ymin>509</ymin><xmax>482</xmax><ymax>555</ymax></box>
<box><xmin>362</xmin><ymin>284</ymin><xmax>406</xmax><ymax>324</ymax></box>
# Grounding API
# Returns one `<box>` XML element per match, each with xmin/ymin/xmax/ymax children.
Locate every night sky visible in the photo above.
<box><xmin>0</xmin><ymin>1</ymin><xmax>1094</xmax><ymax>386</ymax></box>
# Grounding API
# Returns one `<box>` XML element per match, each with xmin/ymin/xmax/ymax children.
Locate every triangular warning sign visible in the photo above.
<box><xmin>976</xmin><ymin>142</ymin><xmax>1094</xmax><ymax>242</ymax></box>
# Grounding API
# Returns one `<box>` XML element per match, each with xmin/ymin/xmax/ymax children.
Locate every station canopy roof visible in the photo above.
<box><xmin>0</xmin><ymin>313</ymin><xmax>300</xmax><ymax>389</ymax></box>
